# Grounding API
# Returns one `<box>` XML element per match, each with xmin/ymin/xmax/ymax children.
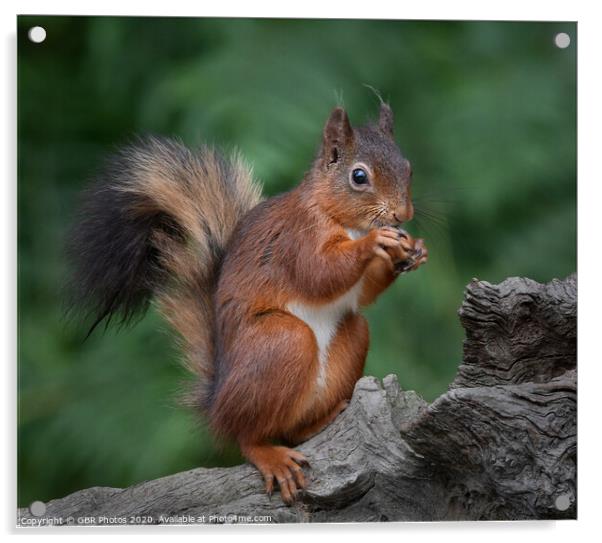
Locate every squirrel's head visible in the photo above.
<box><xmin>312</xmin><ymin>104</ymin><xmax>413</xmax><ymax>232</ymax></box>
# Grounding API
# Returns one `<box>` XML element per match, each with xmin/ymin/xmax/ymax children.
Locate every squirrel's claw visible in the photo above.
<box><xmin>391</xmin><ymin>237</ymin><xmax>428</xmax><ymax>275</ymax></box>
<box><xmin>265</xmin><ymin>474</ymin><xmax>274</xmax><ymax>498</ymax></box>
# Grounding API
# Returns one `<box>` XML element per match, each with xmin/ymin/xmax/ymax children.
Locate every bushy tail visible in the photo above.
<box><xmin>67</xmin><ymin>136</ymin><xmax>262</xmax><ymax>407</ymax></box>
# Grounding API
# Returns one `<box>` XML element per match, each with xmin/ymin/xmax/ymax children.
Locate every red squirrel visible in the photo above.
<box><xmin>68</xmin><ymin>103</ymin><xmax>428</xmax><ymax>504</ymax></box>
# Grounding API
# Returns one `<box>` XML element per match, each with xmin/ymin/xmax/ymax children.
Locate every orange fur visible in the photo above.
<box><xmin>204</xmin><ymin>105</ymin><xmax>428</xmax><ymax>501</ymax></box>
<box><xmin>71</xmin><ymin>107</ymin><xmax>428</xmax><ymax>504</ymax></box>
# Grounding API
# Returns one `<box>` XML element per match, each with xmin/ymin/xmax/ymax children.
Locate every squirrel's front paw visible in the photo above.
<box><xmin>387</xmin><ymin>231</ymin><xmax>428</xmax><ymax>275</ymax></box>
<box><xmin>363</xmin><ymin>227</ymin><xmax>403</xmax><ymax>269</ymax></box>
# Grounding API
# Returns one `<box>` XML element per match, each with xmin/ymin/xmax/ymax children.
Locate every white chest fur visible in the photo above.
<box><xmin>287</xmin><ymin>228</ymin><xmax>366</xmax><ymax>389</ymax></box>
<box><xmin>346</xmin><ymin>228</ymin><xmax>367</xmax><ymax>241</ymax></box>
<box><xmin>287</xmin><ymin>278</ymin><xmax>364</xmax><ymax>389</ymax></box>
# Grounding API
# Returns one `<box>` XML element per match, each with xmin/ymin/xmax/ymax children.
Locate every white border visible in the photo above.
<box><xmin>5</xmin><ymin>0</ymin><xmax>583</xmax><ymax>20</ymax></box>
<box><xmin>3</xmin><ymin>1</ymin><xmax>600</xmax><ymax>541</ymax></box>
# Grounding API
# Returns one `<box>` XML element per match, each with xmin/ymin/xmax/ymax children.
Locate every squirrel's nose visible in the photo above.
<box><xmin>393</xmin><ymin>202</ymin><xmax>414</xmax><ymax>224</ymax></box>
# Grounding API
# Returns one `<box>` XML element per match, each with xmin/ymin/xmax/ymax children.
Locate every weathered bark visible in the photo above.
<box><xmin>18</xmin><ymin>275</ymin><xmax>576</xmax><ymax>525</ymax></box>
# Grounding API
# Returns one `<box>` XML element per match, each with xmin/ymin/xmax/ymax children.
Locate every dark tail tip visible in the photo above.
<box><xmin>66</xmin><ymin>144</ymin><xmax>179</xmax><ymax>336</ymax></box>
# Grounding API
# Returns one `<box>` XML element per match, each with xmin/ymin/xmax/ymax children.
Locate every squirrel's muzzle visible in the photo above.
<box><xmin>392</xmin><ymin>201</ymin><xmax>414</xmax><ymax>224</ymax></box>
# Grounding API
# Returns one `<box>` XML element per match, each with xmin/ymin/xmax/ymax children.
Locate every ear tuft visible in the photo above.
<box><xmin>322</xmin><ymin>107</ymin><xmax>353</xmax><ymax>166</ymax></box>
<box><xmin>379</xmin><ymin>102</ymin><xmax>394</xmax><ymax>136</ymax></box>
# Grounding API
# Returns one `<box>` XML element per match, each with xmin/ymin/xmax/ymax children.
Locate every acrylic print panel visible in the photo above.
<box><xmin>17</xmin><ymin>15</ymin><xmax>576</xmax><ymax>525</ymax></box>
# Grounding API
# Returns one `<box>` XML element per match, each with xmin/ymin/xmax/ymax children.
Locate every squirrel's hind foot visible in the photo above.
<box><xmin>241</xmin><ymin>443</ymin><xmax>309</xmax><ymax>504</ymax></box>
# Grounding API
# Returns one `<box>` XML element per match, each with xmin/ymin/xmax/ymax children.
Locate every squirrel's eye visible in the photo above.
<box><xmin>351</xmin><ymin>168</ymin><xmax>369</xmax><ymax>185</ymax></box>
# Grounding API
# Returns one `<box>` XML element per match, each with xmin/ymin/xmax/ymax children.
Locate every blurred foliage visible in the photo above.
<box><xmin>17</xmin><ymin>16</ymin><xmax>576</xmax><ymax>507</ymax></box>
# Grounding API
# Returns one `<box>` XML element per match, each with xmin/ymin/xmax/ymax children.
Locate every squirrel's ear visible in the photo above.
<box><xmin>321</xmin><ymin>107</ymin><xmax>353</xmax><ymax>167</ymax></box>
<box><xmin>379</xmin><ymin>102</ymin><xmax>394</xmax><ymax>136</ymax></box>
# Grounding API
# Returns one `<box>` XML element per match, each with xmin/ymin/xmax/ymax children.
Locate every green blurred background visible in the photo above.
<box><xmin>17</xmin><ymin>16</ymin><xmax>576</xmax><ymax>507</ymax></box>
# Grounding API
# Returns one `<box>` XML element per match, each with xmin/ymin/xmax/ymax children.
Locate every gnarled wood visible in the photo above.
<box><xmin>17</xmin><ymin>275</ymin><xmax>576</xmax><ymax>525</ymax></box>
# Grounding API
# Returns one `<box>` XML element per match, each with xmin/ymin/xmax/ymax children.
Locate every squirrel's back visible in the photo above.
<box><xmin>67</xmin><ymin>137</ymin><xmax>262</xmax><ymax>408</ymax></box>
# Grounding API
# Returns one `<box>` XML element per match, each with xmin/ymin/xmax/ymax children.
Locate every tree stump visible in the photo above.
<box><xmin>17</xmin><ymin>274</ymin><xmax>576</xmax><ymax>525</ymax></box>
